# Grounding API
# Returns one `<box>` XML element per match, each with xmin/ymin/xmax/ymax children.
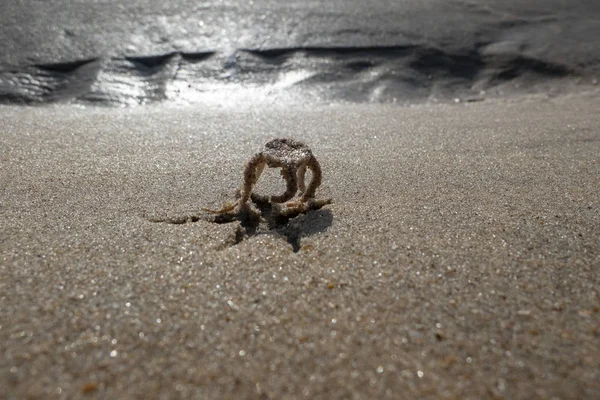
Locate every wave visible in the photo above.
<box><xmin>0</xmin><ymin>44</ymin><xmax>590</xmax><ymax>106</ymax></box>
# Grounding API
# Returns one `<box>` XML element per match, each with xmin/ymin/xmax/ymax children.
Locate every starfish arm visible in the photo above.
<box><xmin>239</xmin><ymin>153</ymin><xmax>265</xmax><ymax>205</ymax></box>
<box><xmin>296</xmin><ymin>162</ymin><xmax>307</xmax><ymax>195</ymax></box>
<box><xmin>300</xmin><ymin>155</ymin><xmax>322</xmax><ymax>201</ymax></box>
<box><xmin>270</xmin><ymin>164</ymin><xmax>298</xmax><ymax>203</ymax></box>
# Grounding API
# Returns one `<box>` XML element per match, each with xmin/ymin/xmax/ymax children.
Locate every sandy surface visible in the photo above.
<box><xmin>1</xmin><ymin>95</ymin><xmax>599</xmax><ymax>399</ymax></box>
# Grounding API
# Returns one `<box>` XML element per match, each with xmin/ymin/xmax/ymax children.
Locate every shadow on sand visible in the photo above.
<box><xmin>146</xmin><ymin>200</ymin><xmax>333</xmax><ymax>252</ymax></box>
<box><xmin>213</xmin><ymin>200</ymin><xmax>334</xmax><ymax>252</ymax></box>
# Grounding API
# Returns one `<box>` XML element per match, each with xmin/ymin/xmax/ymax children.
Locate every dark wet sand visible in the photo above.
<box><xmin>1</xmin><ymin>93</ymin><xmax>599</xmax><ymax>399</ymax></box>
<box><xmin>2</xmin><ymin>0</ymin><xmax>599</xmax><ymax>106</ymax></box>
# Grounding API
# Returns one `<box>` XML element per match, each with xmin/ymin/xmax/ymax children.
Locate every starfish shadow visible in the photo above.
<box><xmin>145</xmin><ymin>198</ymin><xmax>332</xmax><ymax>252</ymax></box>
<box><xmin>209</xmin><ymin>198</ymin><xmax>333</xmax><ymax>252</ymax></box>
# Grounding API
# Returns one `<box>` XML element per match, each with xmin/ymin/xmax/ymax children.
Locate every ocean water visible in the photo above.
<box><xmin>0</xmin><ymin>0</ymin><xmax>598</xmax><ymax>106</ymax></box>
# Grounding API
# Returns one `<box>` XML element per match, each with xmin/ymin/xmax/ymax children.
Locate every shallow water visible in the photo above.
<box><xmin>1</xmin><ymin>0</ymin><xmax>599</xmax><ymax>105</ymax></box>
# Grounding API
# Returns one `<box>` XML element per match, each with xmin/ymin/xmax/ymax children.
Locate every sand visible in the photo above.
<box><xmin>1</xmin><ymin>94</ymin><xmax>599</xmax><ymax>399</ymax></box>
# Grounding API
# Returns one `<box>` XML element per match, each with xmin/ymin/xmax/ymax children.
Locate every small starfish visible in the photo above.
<box><xmin>205</xmin><ymin>138</ymin><xmax>331</xmax><ymax>218</ymax></box>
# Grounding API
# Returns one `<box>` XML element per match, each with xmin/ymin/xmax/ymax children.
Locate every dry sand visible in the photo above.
<box><xmin>1</xmin><ymin>94</ymin><xmax>599</xmax><ymax>399</ymax></box>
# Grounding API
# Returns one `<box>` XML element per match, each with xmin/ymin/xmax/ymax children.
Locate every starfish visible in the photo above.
<box><xmin>205</xmin><ymin>138</ymin><xmax>331</xmax><ymax>218</ymax></box>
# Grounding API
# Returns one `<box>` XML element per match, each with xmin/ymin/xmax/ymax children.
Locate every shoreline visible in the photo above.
<box><xmin>2</xmin><ymin>0</ymin><xmax>599</xmax><ymax>107</ymax></box>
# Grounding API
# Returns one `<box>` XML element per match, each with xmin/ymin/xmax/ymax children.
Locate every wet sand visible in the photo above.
<box><xmin>2</xmin><ymin>0</ymin><xmax>599</xmax><ymax>106</ymax></box>
<box><xmin>1</xmin><ymin>94</ymin><xmax>599</xmax><ymax>399</ymax></box>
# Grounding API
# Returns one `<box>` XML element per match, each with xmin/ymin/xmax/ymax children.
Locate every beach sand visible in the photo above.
<box><xmin>1</xmin><ymin>93</ymin><xmax>599</xmax><ymax>399</ymax></box>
